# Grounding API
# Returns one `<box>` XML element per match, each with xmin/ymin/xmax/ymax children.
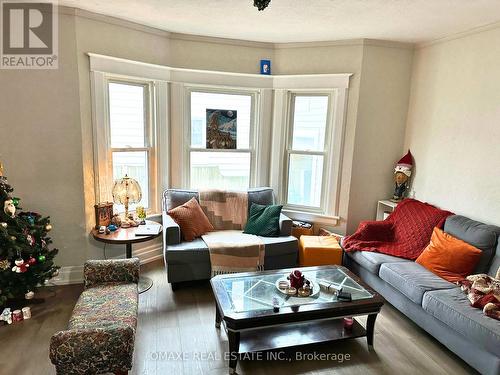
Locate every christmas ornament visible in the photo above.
<box><xmin>1</xmin><ymin>308</ymin><xmax>12</xmax><ymax>325</ymax></box>
<box><xmin>11</xmin><ymin>197</ymin><xmax>20</xmax><ymax>207</ymax></box>
<box><xmin>37</xmin><ymin>255</ymin><xmax>46</xmax><ymax>263</ymax></box>
<box><xmin>41</xmin><ymin>239</ymin><xmax>46</xmax><ymax>247</ymax></box>
<box><xmin>25</xmin><ymin>291</ymin><xmax>34</xmax><ymax>300</ymax></box>
<box><xmin>10</xmin><ymin>235</ymin><xmax>16</xmax><ymax>241</ymax></box>
<box><xmin>12</xmin><ymin>309</ymin><xmax>23</xmax><ymax>323</ymax></box>
<box><xmin>22</xmin><ymin>307</ymin><xmax>31</xmax><ymax>319</ymax></box>
<box><xmin>3</xmin><ymin>199</ymin><xmax>15</xmax><ymax>217</ymax></box>
<box><xmin>27</xmin><ymin>234</ymin><xmax>35</xmax><ymax>246</ymax></box>
<box><xmin>27</xmin><ymin>215</ymin><xmax>35</xmax><ymax>225</ymax></box>
<box><xmin>0</xmin><ymin>259</ymin><xmax>9</xmax><ymax>270</ymax></box>
<box><xmin>0</xmin><ymin>222</ymin><xmax>7</xmax><ymax>228</ymax></box>
<box><xmin>27</xmin><ymin>257</ymin><xmax>36</xmax><ymax>265</ymax></box>
<box><xmin>45</xmin><ymin>224</ymin><xmax>52</xmax><ymax>232</ymax></box>
<box><xmin>12</xmin><ymin>259</ymin><xmax>29</xmax><ymax>273</ymax></box>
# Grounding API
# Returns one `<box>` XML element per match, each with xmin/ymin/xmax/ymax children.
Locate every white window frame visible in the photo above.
<box><xmin>183</xmin><ymin>85</ymin><xmax>260</xmax><ymax>190</ymax></box>
<box><xmin>91</xmin><ymin>73</ymin><xmax>161</xmax><ymax>214</ymax></box>
<box><xmin>270</xmin><ymin>85</ymin><xmax>348</xmax><ymax>223</ymax></box>
<box><xmin>283</xmin><ymin>92</ymin><xmax>334</xmax><ymax>214</ymax></box>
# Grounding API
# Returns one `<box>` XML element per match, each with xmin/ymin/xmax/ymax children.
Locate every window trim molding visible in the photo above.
<box><xmin>271</xmin><ymin>87</ymin><xmax>348</xmax><ymax>222</ymax></box>
<box><xmin>90</xmin><ymin>72</ymin><xmax>167</xmax><ymax>214</ymax></box>
<box><xmin>282</xmin><ymin>92</ymin><xmax>334</xmax><ymax>214</ymax></box>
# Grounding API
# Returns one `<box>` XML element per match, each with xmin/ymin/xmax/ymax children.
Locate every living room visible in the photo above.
<box><xmin>0</xmin><ymin>1</ymin><xmax>499</xmax><ymax>374</ymax></box>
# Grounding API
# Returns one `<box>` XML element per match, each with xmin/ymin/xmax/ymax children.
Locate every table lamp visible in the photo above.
<box><xmin>112</xmin><ymin>175</ymin><xmax>142</xmax><ymax>226</ymax></box>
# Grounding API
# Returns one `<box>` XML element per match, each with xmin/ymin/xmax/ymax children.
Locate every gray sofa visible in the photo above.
<box><xmin>344</xmin><ymin>215</ymin><xmax>500</xmax><ymax>375</ymax></box>
<box><xmin>162</xmin><ymin>188</ymin><xmax>298</xmax><ymax>289</ymax></box>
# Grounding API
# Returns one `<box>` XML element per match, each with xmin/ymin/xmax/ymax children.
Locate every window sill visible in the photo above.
<box><xmin>282</xmin><ymin>209</ymin><xmax>339</xmax><ymax>226</ymax></box>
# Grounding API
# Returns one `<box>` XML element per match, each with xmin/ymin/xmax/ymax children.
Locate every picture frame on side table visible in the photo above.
<box><xmin>94</xmin><ymin>202</ymin><xmax>114</xmax><ymax>229</ymax></box>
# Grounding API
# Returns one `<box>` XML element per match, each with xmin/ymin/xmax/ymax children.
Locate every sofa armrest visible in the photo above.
<box><xmin>83</xmin><ymin>258</ymin><xmax>140</xmax><ymax>288</ymax></box>
<box><xmin>163</xmin><ymin>212</ymin><xmax>181</xmax><ymax>245</ymax></box>
<box><xmin>50</xmin><ymin>327</ymin><xmax>134</xmax><ymax>373</ymax></box>
<box><xmin>279</xmin><ymin>213</ymin><xmax>293</xmax><ymax>236</ymax></box>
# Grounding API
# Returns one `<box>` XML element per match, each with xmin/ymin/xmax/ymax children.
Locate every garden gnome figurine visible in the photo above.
<box><xmin>391</xmin><ymin>150</ymin><xmax>413</xmax><ymax>202</ymax></box>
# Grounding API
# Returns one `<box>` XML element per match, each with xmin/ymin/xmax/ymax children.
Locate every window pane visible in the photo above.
<box><xmin>287</xmin><ymin>154</ymin><xmax>323</xmax><ymax>208</ymax></box>
<box><xmin>109</xmin><ymin>82</ymin><xmax>146</xmax><ymax>148</ymax></box>
<box><xmin>190</xmin><ymin>152</ymin><xmax>250</xmax><ymax>191</ymax></box>
<box><xmin>190</xmin><ymin>91</ymin><xmax>251</xmax><ymax>149</ymax></box>
<box><xmin>112</xmin><ymin>151</ymin><xmax>149</xmax><ymax>210</ymax></box>
<box><xmin>291</xmin><ymin>96</ymin><xmax>329</xmax><ymax>152</ymax></box>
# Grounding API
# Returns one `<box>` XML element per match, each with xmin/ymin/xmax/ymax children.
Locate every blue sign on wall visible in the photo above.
<box><xmin>260</xmin><ymin>59</ymin><xmax>271</xmax><ymax>75</ymax></box>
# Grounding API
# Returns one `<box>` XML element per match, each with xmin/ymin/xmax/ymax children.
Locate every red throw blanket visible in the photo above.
<box><xmin>343</xmin><ymin>199</ymin><xmax>453</xmax><ymax>259</ymax></box>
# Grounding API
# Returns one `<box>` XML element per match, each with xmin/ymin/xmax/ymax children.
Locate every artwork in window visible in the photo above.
<box><xmin>206</xmin><ymin>109</ymin><xmax>237</xmax><ymax>149</ymax></box>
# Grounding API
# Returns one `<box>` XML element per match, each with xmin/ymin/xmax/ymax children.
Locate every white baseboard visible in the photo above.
<box><xmin>50</xmin><ymin>243</ymin><xmax>163</xmax><ymax>285</ymax></box>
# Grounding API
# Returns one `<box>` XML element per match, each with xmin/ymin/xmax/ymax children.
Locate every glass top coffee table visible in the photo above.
<box><xmin>211</xmin><ymin>265</ymin><xmax>384</xmax><ymax>374</ymax></box>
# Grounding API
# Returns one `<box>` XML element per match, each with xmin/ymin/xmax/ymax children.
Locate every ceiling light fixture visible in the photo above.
<box><xmin>254</xmin><ymin>0</ymin><xmax>271</xmax><ymax>11</ymax></box>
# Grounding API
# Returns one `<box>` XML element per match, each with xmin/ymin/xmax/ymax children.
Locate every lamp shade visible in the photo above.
<box><xmin>112</xmin><ymin>175</ymin><xmax>142</xmax><ymax>205</ymax></box>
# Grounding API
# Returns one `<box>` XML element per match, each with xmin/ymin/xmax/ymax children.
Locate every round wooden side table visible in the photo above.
<box><xmin>91</xmin><ymin>220</ymin><xmax>162</xmax><ymax>294</ymax></box>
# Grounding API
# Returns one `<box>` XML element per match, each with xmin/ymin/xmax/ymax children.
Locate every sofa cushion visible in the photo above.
<box><xmin>490</xmin><ymin>241</ymin><xmax>500</xmax><ymax>277</ymax></box>
<box><xmin>163</xmin><ymin>189</ymin><xmax>199</xmax><ymax>211</ymax></box>
<box><xmin>166</xmin><ymin>234</ymin><xmax>297</xmax><ymax>265</ymax></box>
<box><xmin>248</xmin><ymin>187</ymin><xmax>274</xmax><ymax>208</ymax></box>
<box><xmin>422</xmin><ymin>288</ymin><xmax>500</xmax><ymax>357</ymax></box>
<box><xmin>259</xmin><ymin>235</ymin><xmax>298</xmax><ymax>257</ymax></box>
<box><xmin>69</xmin><ymin>282</ymin><xmax>138</xmax><ymax>330</ymax></box>
<box><xmin>444</xmin><ymin>215</ymin><xmax>500</xmax><ymax>274</ymax></box>
<box><xmin>379</xmin><ymin>262</ymin><xmax>456</xmax><ymax>304</ymax></box>
<box><xmin>165</xmin><ymin>238</ymin><xmax>210</xmax><ymax>265</ymax></box>
<box><xmin>346</xmin><ymin>251</ymin><xmax>411</xmax><ymax>274</ymax></box>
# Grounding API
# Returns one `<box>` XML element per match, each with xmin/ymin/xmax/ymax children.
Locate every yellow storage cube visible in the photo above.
<box><xmin>298</xmin><ymin>235</ymin><xmax>343</xmax><ymax>266</ymax></box>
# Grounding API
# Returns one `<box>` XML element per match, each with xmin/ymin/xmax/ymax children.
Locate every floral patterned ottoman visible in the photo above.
<box><xmin>49</xmin><ymin>258</ymin><xmax>140</xmax><ymax>375</ymax></box>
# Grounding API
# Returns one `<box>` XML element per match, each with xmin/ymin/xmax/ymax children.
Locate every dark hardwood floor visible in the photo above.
<box><xmin>0</xmin><ymin>260</ymin><xmax>477</xmax><ymax>375</ymax></box>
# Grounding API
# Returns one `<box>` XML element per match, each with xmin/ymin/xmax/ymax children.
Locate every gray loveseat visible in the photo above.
<box><xmin>344</xmin><ymin>215</ymin><xmax>500</xmax><ymax>375</ymax></box>
<box><xmin>162</xmin><ymin>188</ymin><xmax>298</xmax><ymax>289</ymax></box>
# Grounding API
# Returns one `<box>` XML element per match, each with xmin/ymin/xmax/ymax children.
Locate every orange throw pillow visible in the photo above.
<box><xmin>168</xmin><ymin>197</ymin><xmax>214</xmax><ymax>242</ymax></box>
<box><xmin>416</xmin><ymin>227</ymin><xmax>482</xmax><ymax>282</ymax></box>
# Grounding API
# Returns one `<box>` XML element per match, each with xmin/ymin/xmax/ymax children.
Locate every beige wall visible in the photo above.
<box><xmin>348</xmin><ymin>44</ymin><xmax>414</xmax><ymax>233</ymax></box>
<box><xmin>0</xmin><ymin>8</ymin><xmax>414</xmax><ymax>271</ymax></box>
<box><xmin>169</xmin><ymin>36</ymin><xmax>274</xmax><ymax>74</ymax></box>
<box><xmin>0</xmin><ymin>13</ymin><xmax>84</xmax><ymax>267</ymax></box>
<box><xmin>404</xmin><ymin>27</ymin><xmax>500</xmax><ymax>225</ymax></box>
<box><xmin>274</xmin><ymin>43</ymin><xmax>364</xmax><ymax>234</ymax></box>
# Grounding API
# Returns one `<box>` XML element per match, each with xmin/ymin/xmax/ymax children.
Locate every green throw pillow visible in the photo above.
<box><xmin>244</xmin><ymin>203</ymin><xmax>282</xmax><ymax>237</ymax></box>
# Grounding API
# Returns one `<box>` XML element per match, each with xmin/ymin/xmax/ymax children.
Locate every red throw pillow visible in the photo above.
<box><xmin>416</xmin><ymin>227</ymin><xmax>482</xmax><ymax>282</ymax></box>
<box><xmin>168</xmin><ymin>198</ymin><xmax>214</xmax><ymax>241</ymax></box>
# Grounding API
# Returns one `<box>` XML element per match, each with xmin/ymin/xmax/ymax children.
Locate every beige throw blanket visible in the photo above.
<box><xmin>199</xmin><ymin>190</ymin><xmax>248</xmax><ymax>230</ymax></box>
<box><xmin>199</xmin><ymin>190</ymin><xmax>264</xmax><ymax>276</ymax></box>
<box><xmin>202</xmin><ymin>231</ymin><xmax>265</xmax><ymax>276</ymax></box>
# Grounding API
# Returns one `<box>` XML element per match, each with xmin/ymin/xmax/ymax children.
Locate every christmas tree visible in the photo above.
<box><xmin>0</xmin><ymin>163</ymin><xmax>59</xmax><ymax>306</ymax></box>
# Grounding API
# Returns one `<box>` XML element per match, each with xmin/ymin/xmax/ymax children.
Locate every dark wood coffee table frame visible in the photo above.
<box><xmin>211</xmin><ymin>265</ymin><xmax>385</xmax><ymax>374</ymax></box>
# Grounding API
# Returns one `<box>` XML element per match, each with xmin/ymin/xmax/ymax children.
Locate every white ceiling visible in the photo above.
<box><xmin>60</xmin><ymin>0</ymin><xmax>500</xmax><ymax>44</ymax></box>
